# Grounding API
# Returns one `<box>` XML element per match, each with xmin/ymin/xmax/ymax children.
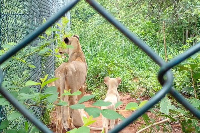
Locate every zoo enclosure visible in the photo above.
<box><xmin>0</xmin><ymin>0</ymin><xmax>200</xmax><ymax>133</ymax></box>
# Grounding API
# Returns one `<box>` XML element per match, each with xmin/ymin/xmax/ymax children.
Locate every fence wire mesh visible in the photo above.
<box><xmin>0</xmin><ymin>0</ymin><xmax>200</xmax><ymax>133</ymax></box>
<box><xmin>0</xmin><ymin>0</ymin><xmax>69</xmax><ymax>132</ymax></box>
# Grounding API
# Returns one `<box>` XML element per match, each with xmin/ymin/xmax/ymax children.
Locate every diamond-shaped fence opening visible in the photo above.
<box><xmin>0</xmin><ymin>0</ymin><xmax>200</xmax><ymax>133</ymax></box>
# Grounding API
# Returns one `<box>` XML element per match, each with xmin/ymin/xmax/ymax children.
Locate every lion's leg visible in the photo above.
<box><xmin>110</xmin><ymin>119</ymin><xmax>115</xmax><ymax>130</ymax></box>
<box><xmin>56</xmin><ymin>73</ymin><xmax>70</xmax><ymax>131</ymax></box>
<box><xmin>62</xmin><ymin>95</ymin><xmax>72</xmax><ymax>130</ymax></box>
<box><xmin>102</xmin><ymin>116</ymin><xmax>109</xmax><ymax>133</ymax></box>
<box><xmin>115</xmin><ymin>108</ymin><xmax>120</xmax><ymax>126</ymax></box>
<box><xmin>68</xmin><ymin>95</ymin><xmax>75</xmax><ymax>128</ymax></box>
<box><xmin>69</xmin><ymin>95</ymin><xmax>84</xmax><ymax>127</ymax></box>
<box><xmin>56</xmin><ymin>105</ymin><xmax>63</xmax><ymax>133</ymax></box>
<box><xmin>55</xmin><ymin>85</ymin><xmax>63</xmax><ymax>132</ymax></box>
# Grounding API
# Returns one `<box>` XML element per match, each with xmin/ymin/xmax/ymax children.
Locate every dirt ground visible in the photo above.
<box><xmin>49</xmin><ymin>93</ymin><xmax>182</xmax><ymax>133</ymax></box>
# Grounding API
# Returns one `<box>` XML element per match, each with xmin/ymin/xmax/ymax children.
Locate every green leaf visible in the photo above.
<box><xmin>160</xmin><ymin>96</ymin><xmax>172</xmax><ymax>115</ymax></box>
<box><xmin>57</xmin><ymin>100</ymin><xmax>68</xmax><ymax>106</ymax></box>
<box><xmin>84</xmin><ymin>107</ymin><xmax>101</xmax><ymax>118</ymax></box>
<box><xmin>39</xmin><ymin>35</ymin><xmax>45</xmax><ymax>39</ymax></box>
<box><xmin>45</xmin><ymin>27</ymin><xmax>59</xmax><ymax>36</ymax></box>
<box><xmin>193</xmin><ymin>73</ymin><xmax>200</xmax><ymax>80</ymax></box>
<box><xmin>92</xmin><ymin>100</ymin><xmax>112</xmax><ymax>107</ymax></box>
<box><xmin>125</xmin><ymin>102</ymin><xmax>139</xmax><ymax>111</ymax></box>
<box><xmin>25</xmin><ymin>80</ymin><xmax>41</xmax><ymax>86</ymax></box>
<box><xmin>78</xmin><ymin>95</ymin><xmax>95</xmax><ymax>104</ymax></box>
<box><xmin>57</xmin><ymin>23</ymin><xmax>62</xmax><ymax>27</ymax></box>
<box><xmin>19</xmin><ymin>93</ymin><xmax>36</xmax><ymax>100</ymax></box>
<box><xmin>19</xmin><ymin>87</ymin><xmax>31</xmax><ymax>94</ymax></box>
<box><xmin>0</xmin><ymin>120</ymin><xmax>9</xmax><ymax>129</ymax></box>
<box><xmin>0</xmin><ymin>98</ymin><xmax>10</xmax><ymax>106</ymax></box>
<box><xmin>6</xmin><ymin>129</ymin><xmax>18</xmax><ymax>133</ymax></box>
<box><xmin>72</xmin><ymin>91</ymin><xmax>82</xmax><ymax>96</ymax></box>
<box><xmin>41</xmin><ymin>78</ymin><xmax>58</xmax><ymax>89</ymax></box>
<box><xmin>40</xmin><ymin>94</ymin><xmax>52</xmax><ymax>100</ymax></box>
<box><xmin>177</xmin><ymin>65</ymin><xmax>189</xmax><ymax>71</ymax></box>
<box><xmin>191</xmin><ymin>119</ymin><xmax>200</xmax><ymax>131</ymax></box>
<box><xmin>40</xmin><ymin>74</ymin><xmax>48</xmax><ymax>83</ymax></box>
<box><xmin>38</xmin><ymin>47</ymin><xmax>51</xmax><ymax>56</ymax></box>
<box><xmin>70</xmin><ymin>104</ymin><xmax>85</xmax><ymax>109</ymax></box>
<box><xmin>142</xmin><ymin>114</ymin><xmax>150</xmax><ymax>125</ymax></box>
<box><xmin>175</xmin><ymin>108</ymin><xmax>186</xmax><ymax>115</ymax></box>
<box><xmin>50</xmin><ymin>27</ymin><xmax>60</xmax><ymax>32</ymax></box>
<box><xmin>101</xmin><ymin>109</ymin><xmax>124</xmax><ymax>120</ymax></box>
<box><xmin>46</xmin><ymin>93</ymin><xmax>58</xmax><ymax>103</ymax></box>
<box><xmin>24</xmin><ymin>122</ymin><xmax>29</xmax><ymax>132</ymax></box>
<box><xmin>66</xmin><ymin>45</ymin><xmax>74</xmax><ymax>49</ymax></box>
<box><xmin>190</xmin><ymin>63</ymin><xmax>198</xmax><ymax>70</ymax></box>
<box><xmin>45</xmin><ymin>28</ymin><xmax>52</xmax><ymax>36</ymax></box>
<box><xmin>55</xmin><ymin>54</ymin><xmax>62</xmax><ymax>58</ymax></box>
<box><xmin>10</xmin><ymin>91</ymin><xmax>18</xmax><ymax>98</ymax></box>
<box><xmin>83</xmin><ymin>116</ymin><xmax>96</xmax><ymax>126</ymax></box>
<box><xmin>139</xmin><ymin>100</ymin><xmax>148</xmax><ymax>108</ymax></box>
<box><xmin>189</xmin><ymin>98</ymin><xmax>200</xmax><ymax>109</ymax></box>
<box><xmin>62</xmin><ymin>17</ymin><xmax>69</xmax><ymax>24</ymax></box>
<box><xmin>0</xmin><ymin>98</ymin><xmax>5</xmax><ymax>103</ymax></box>
<box><xmin>181</xmin><ymin>119</ymin><xmax>195</xmax><ymax>132</ymax></box>
<box><xmin>44</xmin><ymin>86</ymin><xmax>57</xmax><ymax>94</ymax></box>
<box><xmin>67</xmin><ymin>128</ymin><xmax>78</xmax><ymax>133</ymax></box>
<box><xmin>7</xmin><ymin>112</ymin><xmax>22</xmax><ymax>121</ymax></box>
<box><xmin>63</xmin><ymin>90</ymin><xmax>82</xmax><ymax>96</ymax></box>
<box><xmin>76</xmin><ymin>126</ymin><xmax>90</xmax><ymax>133</ymax></box>
<box><xmin>17</xmin><ymin>129</ymin><xmax>27</xmax><ymax>133</ymax></box>
<box><xmin>63</xmin><ymin>89</ymin><xmax>72</xmax><ymax>96</ymax></box>
<box><xmin>115</xmin><ymin>101</ymin><xmax>123</xmax><ymax>108</ymax></box>
<box><xmin>28</xmin><ymin>64</ymin><xmax>36</xmax><ymax>68</ymax></box>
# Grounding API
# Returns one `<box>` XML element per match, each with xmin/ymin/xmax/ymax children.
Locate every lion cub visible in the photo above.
<box><xmin>102</xmin><ymin>76</ymin><xmax>121</xmax><ymax>133</ymax></box>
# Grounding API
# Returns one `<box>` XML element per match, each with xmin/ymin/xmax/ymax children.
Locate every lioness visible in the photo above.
<box><xmin>102</xmin><ymin>76</ymin><xmax>121</xmax><ymax>133</ymax></box>
<box><xmin>55</xmin><ymin>35</ymin><xmax>87</xmax><ymax>132</ymax></box>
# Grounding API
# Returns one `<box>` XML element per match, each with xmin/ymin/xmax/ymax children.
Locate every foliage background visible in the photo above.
<box><xmin>69</xmin><ymin>0</ymin><xmax>200</xmax><ymax>132</ymax></box>
<box><xmin>70</xmin><ymin>0</ymin><xmax>200</xmax><ymax>98</ymax></box>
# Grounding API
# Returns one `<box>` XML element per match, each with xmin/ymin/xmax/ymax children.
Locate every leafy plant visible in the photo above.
<box><xmin>0</xmin><ymin>74</ymin><xmax>58</xmax><ymax>132</ymax></box>
<box><xmin>0</xmin><ymin>16</ymin><xmax>71</xmax><ymax>131</ymax></box>
<box><xmin>137</xmin><ymin>96</ymin><xmax>200</xmax><ymax>133</ymax></box>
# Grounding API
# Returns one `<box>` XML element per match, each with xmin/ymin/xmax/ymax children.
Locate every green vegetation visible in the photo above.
<box><xmin>69</xmin><ymin>0</ymin><xmax>200</xmax><ymax>132</ymax></box>
<box><xmin>70</xmin><ymin>0</ymin><xmax>200</xmax><ymax>98</ymax></box>
<box><xmin>0</xmin><ymin>17</ymin><xmax>70</xmax><ymax>132</ymax></box>
<box><xmin>1</xmin><ymin>0</ymin><xmax>200</xmax><ymax>132</ymax></box>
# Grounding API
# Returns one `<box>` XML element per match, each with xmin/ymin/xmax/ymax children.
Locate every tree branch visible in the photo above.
<box><xmin>136</xmin><ymin>116</ymin><xmax>179</xmax><ymax>133</ymax></box>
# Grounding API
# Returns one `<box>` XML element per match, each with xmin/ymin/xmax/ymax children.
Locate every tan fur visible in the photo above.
<box><xmin>102</xmin><ymin>76</ymin><xmax>121</xmax><ymax>133</ymax></box>
<box><xmin>79</xmin><ymin>77</ymin><xmax>121</xmax><ymax>132</ymax></box>
<box><xmin>55</xmin><ymin>35</ymin><xmax>87</xmax><ymax>132</ymax></box>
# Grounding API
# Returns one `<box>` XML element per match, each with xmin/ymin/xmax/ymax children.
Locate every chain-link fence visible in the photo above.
<box><xmin>0</xmin><ymin>0</ymin><xmax>200</xmax><ymax>133</ymax></box>
<box><xmin>0</xmin><ymin>0</ymin><xmax>70</xmax><ymax>131</ymax></box>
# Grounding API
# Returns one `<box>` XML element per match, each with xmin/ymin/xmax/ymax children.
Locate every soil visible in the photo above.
<box><xmin>49</xmin><ymin>93</ymin><xmax>182</xmax><ymax>133</ymax></box>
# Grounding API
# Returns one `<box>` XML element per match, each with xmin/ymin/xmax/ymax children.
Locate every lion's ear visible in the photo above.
<box><xmin>64</xmin><ymin>37</ymin><xmax>69</xmax><ymax>44</ymax></box>
<box><xmin>73</xmin><ymin>35</ymin><xmax>79</xmax><ymax>40</ymax></box>
<box><xmin>116</xmin><ymin>77</ymin><xmax>121</xmax><ymax>85</ymax></box>
<box><xmin>104</xmin><ymin>76</ymin><xmax>110</xmax><ymax>85</ymax></box>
